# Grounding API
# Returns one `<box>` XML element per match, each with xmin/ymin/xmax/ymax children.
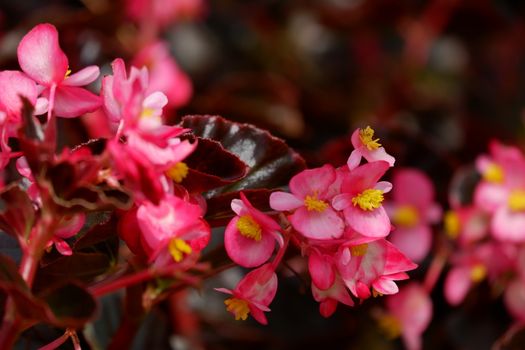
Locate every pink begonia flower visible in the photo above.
<box><xmin>132</xmin><ymin>41</ymin><xmax>192</xmax><ymax>108</ymax></box>
<box><xmin>336</xmin><ymin>238</ymin><xmax>417</xmax><ymax>300</ymax></box>
<box><xmin>225</xmin><ymin>192</ymin><xmax>282</xmax><ymax>268</ymax></box>
<box><xmin>17</xmin><ymin>23</ymin><xmax>101</xmax><ymax>118</ymax></box>
<box><xmin>136</xmin><ymin>194</ymin><xmax>210</xmax><ymax>263</ymax></box>
<box><xmin>385</xmin><ymin>169</ymin><xmax>441</xmax><ymax>262</ymax></box>
<box><xmin>311</xmin><ymin>274</ymin><xmax>354</xmax><ymax>317</ymax></box>
<box><xmin>380</xmin><ymin>283</ymin><xmax>432</xmax><ymax>350</ymax></box>
<box><xmin>332</xmin><ymin>161</ymin><xmax>392</xmax><ymax>238</ymax></box>
<box><xmin>347</xmin><ymin>126</ymin><xmax>395</xmax><ymax>170</ymax></box>
<box><xmin>270</xmin><ymin>164</ymin><xmax>345</xmax><ymax>240</ymax></box>
<box><xmin>215</xmin><ymin>264</ymin><xmax>278</xmax><ymax>325</ymax></box>
<box><xmin>126</xmin><ymin>0</ymin><xmax>205</xmax><ymax>28</ymax></box>
<box><xmin>444</xmin><ymin>243</ymin><xmax>516</xmax><ymax>305</ymax></box>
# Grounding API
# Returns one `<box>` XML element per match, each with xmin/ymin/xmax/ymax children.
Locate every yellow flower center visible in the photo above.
<box><xmin>166</xmin><ymin>162</ymin><xmax>189</xmax><ymax>183</ymax></box>
<box><xmin>393</xmin><ymin>205</ymin><xmax>419</xmax><ymax>227</ymax></box>
<box><xmin>470</xmin><ymin>264</ymin><xmax>486</xmax><ymax>282</ymax></box>
<box><xmin>236</xmin><ymin>215</ymin><xmax>262</xmax><ymax>241</ymax></box>
<box><xmin>359</xmin><ymin>126</ymin><xmax>382</xmax><ymax>150</ymax></box>
<box><xmin>140</xmin><ymin>107</ymin><xmax>155</xmax><ymax>119</ymax></box>
<box><xmin>377</xmin><ymin>314</ymin><xmax>402</xmax><ymax>339</ymax></box>
<box><xmin>224</xmin><ymin>298</ymin><xmax>250</xmax><ymax>321</ymax></box>
<box><xmin>168</xmin><ymin>238</ymin><xmax>192</xmax><ymax>262</ymax></box>
<box><xmin>372</xmin><ymin>289</ymin><xmax>383</xmax><ymax>298</ymax></box>
<box><xmin>64</xmin><ymin>67</ymin><xmax>72</xmax><ymax>79</ymax></box>
<box><xmin>304</xmin><ymin>193</ymin><xmax>328</xmax><ymax>212</ymax></box>
<box><xmin>508</xmin><ymin>190</ymin><xmax>525</xmax><ymax>212</ymax></box>
<box><xmin>444</xmin><ymin>210</ymin><xmax>460</xmax><ymax>239</ymax></box>
<box><xmin>350</xmin><ymin>243</ymin><xmax>369</xmax><ymax>257</ymax></box>
<box><xmin>352</xmin><ymin>189</ymin><xmax>384</xmax><ymax>211</ymax></box>
<box><xmin>483</xmin><ymin>163</ymin><xmax>504</xmax><ymax>183</ymax></box>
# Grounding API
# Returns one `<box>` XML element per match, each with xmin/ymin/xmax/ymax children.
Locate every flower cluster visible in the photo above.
<box><xmin>217</xmin><ymin>126</ymin><xmax>418</xmax><ymax>322</ymax></box>
<box><xmin>445</xmin><ymin>140</ymin><xmax>525</xmax><ymax>321</ymax></box>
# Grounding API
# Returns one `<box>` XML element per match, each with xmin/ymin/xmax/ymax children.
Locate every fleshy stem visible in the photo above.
<box><xmin>271</xmin><ymin>228</ymin><xmax>291</xmax><ymax>271</ymax></box>
<box><xmin>423</xmin><ymin>236</ymin><xmax>450</xmax><ymax>293</ymax></box>
<box><xmin>38</xmin><ymin>329</ymin><xmax>78</xmax><ymax>350</ymax></box>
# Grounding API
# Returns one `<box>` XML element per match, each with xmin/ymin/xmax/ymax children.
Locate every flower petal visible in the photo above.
<box><xmin>63</xmin><ymin>65</ymin><xmax>100</xmax><ymax>86</ymax></box>
<box><xmin>345</xmin><ymin>205</ymin><xmax>391</xmax><ymax>238</ymax></box>
<box><xmin>269</xmin><ymin>191</ymin><xmax>303</xmax><ymax>211</ymax></box>
<box><xmin>290</xmin><ymin>207</ymin><xmax>344</xmax><ymax>240</ymax></box>
<box><xmin>52</xmin><ymin>86</ymin><xmax>102</xmax><ymax>118</ymax></box>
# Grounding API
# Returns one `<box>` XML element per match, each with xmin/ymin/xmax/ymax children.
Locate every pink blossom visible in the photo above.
<box><xmin>311</xmin><ymin>274</ymin><xmax>354</xmax><ymax>317</ymax></box>
<box><xmin>17</xmin><ymin>23</ymin><xmax>101</xmax><ymax>118</ymax></box>
<box><xmin>215</xmin><ymin>264</ymin><xmax>278</xmax><ymax>325</ymax></box>
<box><xmin>132</xmin><ymin>41</ymin><xmax>192</xmax><ymax>108</ymax></box>
<box><xmin>332</xmin><ymin>161</ymin><xmax>392</xmax><ymax>238</ymax></box>
<box><xmin>385</xmin><ymin>168</ymin><xmax>441</xmax><ymax>262</ymax></box>
<box><xmin>125</xmin><ymin>0</ymin><xmax>205</xmax><ymax>28</ymax></box>
<box><xmin>47</xmin><ymin>214</ymin><xmax>86</xmax><ymax>256</ymax></box>
<box><xmin>135</xmin><ymin>194</ymin><xmax>210</xmax><ymax>263</ymax></box>
<box><xmin>336</xmin><ymin>239</ymin><xmax>417</xmax><ymax>300</ymax></box>
<box><xmin>224</xmin><ymin>193</ymin><xmax>282</xmax><ymax>268</ymax></box>
<box><xmin>381</xmin><ymin>283</ymin><xmax>432</xmax><ymax>350</ymax></box>
<box><xmin>443</xmin><ymin>206</ymin><xmax>489</xmax><ymax>247</ymax></box>
<box><xmin>347</xmin><ymin>126</ymin><xmax>395</xmax><ymax>170</ymax></box>
<box><xmin>270</xmin><ymin>164</ymin><xmax>345</xmax><ymax>240</ymax></box>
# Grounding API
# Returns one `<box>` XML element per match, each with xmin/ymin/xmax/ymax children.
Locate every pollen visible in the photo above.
<box><xmin>304</xmin><ymin>193</ymin><xmax>328</xmax><ymax>212</ymax></box>
<box><xmin>168</xmin><ymin>238</ymin><xmax>192</xmax><ymax>262</ymax></box>
<box><xmin>350</xmin><ymin>243</ymin><xmax>369</xmax><ymax>257</ymax></box>
<box><xmin>393</xmin><ymin>205</ymin><xmax>419</xmax><ymax>227</ymax></box>
<box><xmin>167</xmin><ymin>162</ymin><xmax>189</xmax><ymax>183</ymax></box>
<box><xmin>483</xmin><ymin>163</ymin><xmax>504</xmax><ymax>183</ymax></box>
<box><xmin>377</xmin><ymin>314</ymin><xmax>402</xmax><ymax>339</ymax></box>
<box><xmin>140</xmin><ymin>108</ymin><xmax>155</xmax><ymax>119</ymax></box>
<box><xmin>359</xmin><ymin>126</ymin><xmax>382</xmax><ymax>151</ymax></box>
<box><xmin>372</xmin><ymin>289</ymin><xmax>383</xmax><ymax>298</ymax></box>
<box><xmin>508</xmin><ymin>190</ymin><xmax>525</xmax><ymax>212</ymax></box>
<box><xmin>224</xmin><ymin>298</ymin><xmax>250</xmax><ymax>321</ymax></box>
<box><xmin>444</xmin><ymin>211</ymin><xmax>461</xmax><ymax>239</ymax></box>
<box><xmin>470</xmin><ymin>264</ymin><xmax>487</xmax><ymax>282</ymax></box>
<box><xmin>236</xmin><ymin>215</ymin><xmax>262</xmax><ymax>241</ymax></box>
<box><xmin>64</xmin><ymin>67</ymin><xmax>72</xmax><ymax>79</ymax></box>
<box><xmin>352</xmin><ymin>189</ymin><xmax>384</xmax><ymax>211</ymax></box>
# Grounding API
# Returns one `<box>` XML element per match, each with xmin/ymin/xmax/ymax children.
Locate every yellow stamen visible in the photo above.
<box><xmin>393</xmin><ymin>205</ymin><xmax>419</xmax><ymax>227</ymax></box>
<box><xmin>444</xmin><ymin>211</ymin><xmax>460</xmax><ymax>239</ymax></box>
<box><xmin>224</xmin><ymin>298</ymin><xmax>250</xmax><ymax>321</ymax></box>
<box><xmin>470</xmin><ymin>264</ymin><xmax>486</xmax><ymax>282</ymax></box>
<box><xmin>483</xmin><ymin>163</ymin><xmax>504</xmax><ymax>183</ymax></box>
<box><xmin>350</xmin><ymin>243</ymin><xmax>369</xmax><ymax>257</ymax></box>
<box><xmin>304</xmin><ymin>193</ymin><xmax>328</xmax><ymax>212</ymax></box>
<box><xmin>372</xmin><ymin>289</ymin><xmax>383</xmax><ymax>298</ymax></box>
<box><xmin>64</xmin><ymin>68</ymin><xmax>72</xmax><ymax>79</ymax></box>
<box><xmin>359</xmin><ymin>126</ymin><xmax>382</xmax><ymax>150</ymax></box>
<box><xmin>377</xmin><ymin>314</ymin><xmax>402</xmax><ymax>339</ymax></box>
<box><xmin>508</xmin><ymin>190</ymin><xmax>525</xmax><ymax>212</ymax></box>
<box><xmin>236</xmin><ymin>215</ymin><xmax>262</xmax><ymax>241</ymax></box>
<box><xmin>141</xmin><ymin>108</ymin><xmax>155</xmax><ymax>119</ymax></box>
<box><xmin>352</xmin><ymin>189</ymin><xmax>384</xmax><ymax>211</ymax></box>
<box><xmin>166</xmin><ymin>162</ymin><xmax>189</xmax><ymax>183</ymax></box>
<box><xmin>168</xmin><ymin>238</ymin><xmax>192</xmax><ymax>262</ymax></box>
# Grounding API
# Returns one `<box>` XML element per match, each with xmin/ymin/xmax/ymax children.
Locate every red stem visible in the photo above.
<box><xmin>38</xmin><ymin>330</ymin><xmax>70</xmax><ymax>350</ymax></box>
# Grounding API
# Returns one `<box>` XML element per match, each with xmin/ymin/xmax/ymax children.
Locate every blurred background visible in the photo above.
<box><xmin>2</xmin><ymin>0</ymin><xmax>525</xmax><ymax>349</ymax></box>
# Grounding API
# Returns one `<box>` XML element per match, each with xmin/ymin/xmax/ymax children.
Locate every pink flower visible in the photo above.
<box><xmin>132</xmin><ymin>41</ymin><xmax>192</xmax><ymax>109</ymax></box>
<box><xmin>136</xmin><ymin>194</ymin><xmax>210</xmax><ymax>263</ymax></box>
<box><xmin>126</xmin><ymin>0</ymin><xmax>205</xmax><ymax>28</ymax></box>
<box><xmin>332</xmin><ymin>161</ymin><xmax>392</xmax><ymax>238</ymax></box>
<box><xmin>347</xmin><ymin>126</ymin><xmax>395</xmax><ymax>170</ymax></box>
<box><xmin>224</xmin><ymin>193</ymin><xmax>282</xmax><ymax>268</ymax></box>
<box><xmin>270</xmin><ymin>164</ymin><xmax>345</xmax><ymax>240</ymax></box>
<box><xmin>215</xmin><ymin>264</ymin><xmax>278</xmax><ymax>325</ymax></box>
<box><xmin>336</xmin><ymin>239</ymin><xmax>417</xmax><ymax>300</ymax></box>
<box><xmin>385</xmin><ymin>169</ymin><xmax>441</xmax><ymax>262</ymax></box>
<box><xmin>17</xmin><ymin>23</ymin><xmax>101</xmax><ymax>118</ymax></box>
<box><xmin>48</xmin><ymin>214</ymin><xmax>86</xmax><ymax>256</ymax></box>
<box><xmin>380</xmin><ymin>283</ymin><xmax>432</xmax><ymax>350</ymax></box>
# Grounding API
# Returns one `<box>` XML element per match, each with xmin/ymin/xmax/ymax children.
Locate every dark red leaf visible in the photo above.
<box><xmin>0</xmin><ymin>184</ymin><xmax>35</xmax><ymax>239</ymax></box>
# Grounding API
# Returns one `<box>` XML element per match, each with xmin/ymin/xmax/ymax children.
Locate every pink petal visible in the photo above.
<box><xmin>342</xmin><ymin>161</ymin><xmax>390</xmax><ymax>194</ymax></box>
<box><xmin>375</xmin><ymin>181</ymin><xmax>392</xmax><ymax>193</ymax></box>
<box><xmin>0</xmin><ymin>71</ymin><xmax>38</xmax><ymax>115</ymax></box>
<box><xmin>345</xmin><ymin>205</ymin><xmax>391</xmax><ymax>238</ymax></box>
<box><xmin>54</xmin><ymin>239</ymin><xmax>73</xmax><ymax>256</ymax></box>
<box><xmin>308</xmin><ymin>250</ymin><xmax>335</xmax><ymax>290</ymax></box>
<box><xmin>492</xmin><ymin>207</ymin><xmax>525</xmax><ymax>242</ymax></box>
<box><xmin>347</xmin><ymin>149</ymin><xmax>362</xmax><ymax>170</ymax></box>
<box><xmin>444</xmin><ymin>267</ymin><xmax>472</xmax><ymax>305</ymax></box>
<box><xmin>63</xmin><ymin>65</ymin><xmax>100</xmax><ymax>86</ymax></box>
<box><xmin>319</xmin><ymin>299</ymin><xmax>338</xmax><ymax>318</ymax></box>
<box><xmin>214</xmin><ymin>287</ymin><xmax>233</xmax><ymax>295</ymax></box>
<box><xmin>249</xmin><ymin>306</ymin><xmax>268</xmax><ymax>325</ymax></box>
<box><xmin>392</xmin><ymin>169</ymin><xmax>434</xmax><ymax>206</ymax></box>
<box><xmin>34</xmin><ymin>98</ymin><xmax>49</xmax><ymax>115</ymax></box>
<box><xmin>504</xmin><ymin>278</ymin><xmax>525</xmax><ymax>322</ymax></box>
<box><xmin>290</xmin><ymin>207</ymin><xmax>344</xmax><ymax>240</ymax></box>
<box><xmin>143</xmin><ymin>91</ymin><xmax>168</xmax><ymax>110</ymax></box>
<box><xmin>372</xmin><ymin>277</ymin><xmax>398</xmax><ymax>295</ymax></box>
<box><xmin>388</xmin><ymin>225</ymin><xmax>432</xmax><ymax>263</ymax></box>
<box><xmin>473</xmin><ymin>182</ymin><xmax>508</xmax><ymax>213</ymax></box>
<box><xmin>224</xmin><ymin>217</ymin><xmax>276</xmax><ymax>268</ymax></box>
<box><xmin>269</xmin><ymin>191</ymin><xmax>303</xmax><ymax>211</ymax></box>
<box><xmin>17</xmin><ymin>23</ymin><xmax>68</xmax><ymax>85</ymax></box>
<box><xmin>332</xmin><ymin>193</ymin><xmax>353</xmax><ymax>211</ymax></box>
<box><xmin>52</xmin><ymin>86</ymin><xmax>102</xmax><ymax>117</ymax></box>
<box><xmin>360</xmin><ymin>146</ymin><xmax>395</xmax><ymax>166</ymax></box>
<box><xmin>289</xmin><ymin>164</ymin><xmax>335</xmax><ymax>199</ymax></box>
